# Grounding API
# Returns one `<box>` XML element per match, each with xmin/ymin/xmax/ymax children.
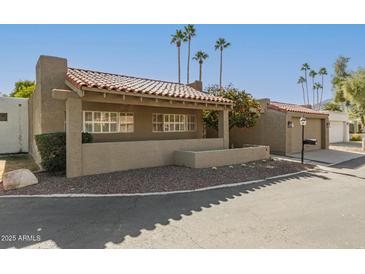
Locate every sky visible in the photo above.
<box><xmin>0</xmin><ymin>24</ymin><xmax>364</xmax><ymax>103</ymax></box>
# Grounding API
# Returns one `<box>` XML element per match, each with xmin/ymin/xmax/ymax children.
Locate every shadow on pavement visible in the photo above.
<box><xmin>331</xmin><ymin>156</ymin><xmax>365</xmax><ymax>170</ymax></box>
<box><xmin>0</xmin><ymin>171</ymin><xmax>329</xmax><ymax>249</ymax></box>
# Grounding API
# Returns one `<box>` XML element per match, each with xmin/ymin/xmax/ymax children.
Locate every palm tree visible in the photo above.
<box><xmin>193</xmin><ymin>51</ymin><xmax>209</xmax><ymax>82</ymax></box>
<box><xmin>184</xmin><ymin>24</ymin><xmax>196</xmax><ymax>84</ymax></box>
<box><xmin>309</xmin><ymin>69</ymin><xmax>317</xmax><ymax>108</ymax></box>
<box><xmin>215</xmin><ymin>38</ymin><xmax>231</xmax><ymax>89</ymax></box>
<box><xmin>318</xmin><ymin>67</ymin><xmax>327</xmax><ymax>108</ymax></box>
<box><xmin>170</xmin><ymin>29</ymin><xmax>187</xmax><ymax>84</ymax></box>
<box><xmin>301</xmin><ymin>63</ymin><xmax>311</xmax><ymax>105</ymax></box>
<box><xmin>313</xmin><ymin>82</ymin><xmax>322</xmax><ymax>109</ymax></box>
<box><xmin>297</xmin><ymin>76</ymin><xmax>306</xmax><ymax>105</ymax></box>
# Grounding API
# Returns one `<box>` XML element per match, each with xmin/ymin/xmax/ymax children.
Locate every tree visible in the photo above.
<box><xmin>342</xmin><ymin>68</ymin><xmax>365</xmax><ymax>106</ymax></box>
<box><xmin>323</xmin><ymin>101</ymin><xmax>342</xmax><ymax>112</ymax></box>
<box><xmin>215</xmin><ymin>38</ymin><xmax>231</xmax><ymax>89</ymax></box>
<box><xmin>203</xmin><ymin>84</ymin><xmax>261</xmax><ymax>131</ymax></box>
<box><xmin>301</xmin><ymin>63</ymin><xmax>310</xmax><ymax>105</ymax></box>
<box><xmin>184</xmin><ymin>24</ymin><xmax>196</xmax><ymax>84</ymax></box>
<box><xmin>9</xmin><ymin>80</ymin><xmax>36</xmax><ymax>98</ymax></box>
<box><xmin>313</xmin><ymin>82</ymin><xmax>322</xmax><ymax>109</ymax></box>
<box><xmin>349</xmin><ymin>104</ymin><xmax>365</xmax><ymax>126</ymax></box>
<box><xmin>332</xmin><ymin>56</ymin><xmax>350</xmax><ymax>103</ymax></box>
<box><xmin>309</xmin><ymin>69</ymin><xmax>317</xmax><ymax>108</ymax></box>
<box><xmin>318</xmin><ymin>67</ymin><xmax>327</xmax><ymax>109</ymax></box>
<box><xmin>192</xmin><ymin>51</ymin><xmax>209</xmax><ymax>82</ymax></box>
<box><xmin>297</xmin><ymin>76</ymin><xmax>306</xmax><ymax>105</ymax></box>
<box><xmin>170</xmin><ymin>29</ymin><xmax>187</xmax><ymax>84</ymax></box>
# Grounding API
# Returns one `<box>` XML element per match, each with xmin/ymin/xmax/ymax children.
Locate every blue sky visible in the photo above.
<box><xmin>0</xmin><ymin>24</ymin><xmax>364</xmax><ymax>103</ymax></box>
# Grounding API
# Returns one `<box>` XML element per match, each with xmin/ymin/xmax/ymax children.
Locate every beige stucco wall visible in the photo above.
<box><xmin>82</xmin><ymin>102</ymin><xmax>204</xmax><ymax>142</ymax></box>
<box><xmin>286</xmin><ymin>113</ymin><xmax>329</xmax><ymax>154</ymax></box>
<box><xmin>82</xmin><ymin>138</ymin><xmax>224</xmax><ymax>175</ymax></box>
<box><xmin>174</xmin><ymin>145</ymin><xmax>270</xmax><ymax>168</ymax></box>
<box><xmin>228</xmin><ymin>108</ymin><xmax>287</xmax><ymax>154</ymax></box>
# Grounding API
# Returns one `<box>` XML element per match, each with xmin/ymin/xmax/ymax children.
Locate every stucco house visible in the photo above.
<box><xmin>226</xmin><ymin>99</ymin><xmax>329</xmax><ymax>155</ymax></box>
<box><xmin>29</xmin><ymin>55</ymin><xmax>269</xmax><ymax>178</ymax></box>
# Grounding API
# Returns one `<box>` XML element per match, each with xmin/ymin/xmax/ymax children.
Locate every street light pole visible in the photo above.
<box><xmin>301</xmin><ymin>123</ymin><xmax>304</xmax><ymax>164</ymax></box>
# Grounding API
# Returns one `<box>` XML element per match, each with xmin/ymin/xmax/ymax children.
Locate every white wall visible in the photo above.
<box><xmin>0</xmin><ymin>97</ymin><xmax>29</xmax><ymax>153</ymax></box>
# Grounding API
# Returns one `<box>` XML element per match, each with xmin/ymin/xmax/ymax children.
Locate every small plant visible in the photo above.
<box><xmin>350</xmin><ymin>134</ymin><xmax>362</xmax><ymax>141</ymax></box>
<box><xmin>35</xmin><ymin>132</ymin><xmax>92</xmax><ymax>172</ymax></box>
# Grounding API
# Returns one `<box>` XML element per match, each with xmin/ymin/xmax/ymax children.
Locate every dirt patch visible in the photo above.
<box><xmin>0</xmin><ymin>159</ymin><xmax>313</xmax><ymax>196</ymax></box>
<box><xmin>0</xmin><ymin>154</ymin><xmax>39</xmax><ymax>181</ymax></box>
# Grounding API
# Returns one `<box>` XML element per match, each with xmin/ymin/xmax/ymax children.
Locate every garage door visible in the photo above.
<box><xmin>330</xmin><ymin>121</ymin><xmax>344</xmax><ymax>143</ymax></box>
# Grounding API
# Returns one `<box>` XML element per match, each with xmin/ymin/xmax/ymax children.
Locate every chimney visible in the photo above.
<box><xmin>187</xmin><ymin>80</ymin><xmax>203</xmax><ymax>91</ymax></box>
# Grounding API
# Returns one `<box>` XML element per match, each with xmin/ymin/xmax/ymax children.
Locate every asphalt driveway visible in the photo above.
<box><xmin>1</xmin><ymin>157</ymin><xmax>365</xmax><ymax>249</ymax></box>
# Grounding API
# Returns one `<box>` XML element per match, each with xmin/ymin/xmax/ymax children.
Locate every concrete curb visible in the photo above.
<box><xmin>0</xmin><ymin>169</ymin><xmax>313</xmax><ymax>198</ymax></box>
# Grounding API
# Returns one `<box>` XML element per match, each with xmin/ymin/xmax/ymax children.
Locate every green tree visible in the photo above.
<box><xmin>9</xmin><ymin>80</ymin><xmax>36</xmax><ymax>98</ymax></box>
<box><xmin>184</xmin><ymin>24</ymin><xmax>196</xmax><ymax>84</ymax></box>
<box><xmin>313</xmin><ymin>82</ymin><xmax>322</xmax><ymax>109</ymax></box>
<box><xmin>171</xmin><ymin>29</ymin><xmax>187</xmax><ymax>84</ymax></box>
<box><xmin>349</xmin><ymin>104</ymin><xmax>365</xmax><ymax>126</ymax></box>
<box><xmin>203</xmin><ymin>84</ymin><xmax>261</xmax><ymax>131</ymax></box>
<box><xmin>297</xmin><ymin>76</ymin><xmax>306</xmax><ymax>105</ymax></box>
<box><xmin>323</xmin><ymin>101</ymin><xmax>342</xmax><ymax>112</ymax></box>
<box><xmin>301</xmin><ymin>63</ymin><xmax>310</xmax><ymax>105</ymax></box>
<box><xmin>215</xmin><ymin>38</ymin><xmax>231</xmax><ymax>89</ymax></box>
<box><xmin>342</xmin><ymin>68</ymin><xmax>365</xmax><ymax>106</ymax></box>
<box><xmin>309</xmin><ymin>69</ymin><xmax>317</xmax><ymax>108</ymax></box>
<box><xmin>318</xmin><ymin>67</ymin><xmax>327</xmax><ymax>108</ymax></box>
<box><xmin>332</xmin><ymin>56</ymin><xmax>350</xmax><ymax>103</ymax></box>
<box><xmin>192</xmin><ymin>51</ymin><xmax>209</xmax><ymax>82</ymax></box>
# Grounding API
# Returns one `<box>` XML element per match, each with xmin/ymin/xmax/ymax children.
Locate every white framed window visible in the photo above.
<box><xmin>152</xmin><ymin>113</ymin><xmax>197</xmax><ymax>132</ymax></box>
<box><xmin>120</xmin><ymin>112</ymin><xmax>134</xmax><ymax>133</ymax></box>
<box><xmin>83</xmin><ymin>111</ymin><xmax>133</xmax><ymax>133</ymax></box>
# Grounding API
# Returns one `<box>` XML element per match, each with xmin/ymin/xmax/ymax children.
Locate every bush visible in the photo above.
<box><xmin>35</xmin><ymin>132</ymin><xmax>92</xmax><ymax>172</ymax></box>
<box><xmin>350</xmin><ymin>134</ymin><xmax>362</xmax><ymax>141</ymax></box>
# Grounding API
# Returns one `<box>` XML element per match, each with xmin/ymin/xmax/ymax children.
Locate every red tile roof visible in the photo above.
<box><xmin>65</xmin><ymin>68</ymin><xmax>232</xmax><ymax>104</ymax></box>
<box><xmin>268</xmin><ymin>101</ymin><xmax>328</xmax><ymax>115</ymax></box>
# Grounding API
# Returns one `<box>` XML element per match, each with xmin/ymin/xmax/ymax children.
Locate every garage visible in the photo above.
<box><xmin>327</xmin><ymin>111</ymin><xmax>350</xmax><ymax>143</ymax></box>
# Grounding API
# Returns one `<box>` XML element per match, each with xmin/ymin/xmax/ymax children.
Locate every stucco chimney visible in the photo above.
<box><xmin>34</xmin><ymin>55</ymin><xmax>68</xmax><ymax>133</ymax></box>
<box><xmin>187</xmin><ymin>80</ymin><xmax>203</xmax><ymax>91</ymax></box>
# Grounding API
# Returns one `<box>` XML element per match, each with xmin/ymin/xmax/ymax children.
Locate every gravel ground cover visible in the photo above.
<box><xmin>0</xmin><ymin>159</ymin><xmax>313</xmax><ymax>196</ymax></box>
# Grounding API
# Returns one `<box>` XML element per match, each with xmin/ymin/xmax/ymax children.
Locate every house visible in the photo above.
<box><xmin>0</xmin><ymin>97</ymin><xmax>28</xmax><ymax>154</ymax></box>
<box><xmin>29</xmin><ymin>55</ymin><xmax>269</xmax><ymax>178</ymax></box>
<box><xmin>226</xmin><ymin>99</ymin><xmax>329</xmax><ymax>155</ymax></box>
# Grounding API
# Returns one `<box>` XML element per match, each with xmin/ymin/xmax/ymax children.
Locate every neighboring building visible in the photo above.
<box><xmin>0</xmin><ymin>97</ymin><xmax>29</xmax><ymax>154</ymax></box>
<box><xmin>326</xmin><ymin>111</ymin><xmax>350</xmax><ymax>143</ymax></box>
<box><xmin>29</xmin><ymin>55</ymin><xmax>269</xmax><ymax>178</ymax></box>
<box><xmin>225</xmin><ymin>99</ymin><xmax>329</xmax><ymax>155</ymax></box>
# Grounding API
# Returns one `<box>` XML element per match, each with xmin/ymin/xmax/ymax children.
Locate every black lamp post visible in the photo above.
<box><xmin>300</xmin><ymin>117</ymin><xmax>307</xmax><ymax>164</ymax></box>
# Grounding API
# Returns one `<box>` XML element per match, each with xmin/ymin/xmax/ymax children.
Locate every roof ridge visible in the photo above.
<box><xmin>67</xmin><ymin>67</ymin><xmax>195</xmax><ymax>88</ymax></box>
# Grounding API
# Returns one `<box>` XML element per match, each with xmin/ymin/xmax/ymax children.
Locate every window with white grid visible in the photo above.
<box><xmin>83</xmin><ymin>111</ymin><xmax>133</xmax><ymax>133</ymax></box>
<box><xmin>152</xmin><ymin>113</ymin><xmax>196</xmax><ymax>132</ymax></box>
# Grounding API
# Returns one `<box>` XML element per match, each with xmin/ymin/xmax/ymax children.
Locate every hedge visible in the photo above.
<box><xmin>35</xmin><ymin>132</ymin><xmax>92</xmax><ymax>172</ymax></box>
<box><xmin>350</xmin><ymin>134</ymin><xmax>362</xmax><ymax>141</ymax></box>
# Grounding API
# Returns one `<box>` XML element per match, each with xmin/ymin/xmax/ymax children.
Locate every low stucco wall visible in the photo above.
<box><xmin>82</xmin><ymin>138</ymin><xmax>224</xmax><ymax>175</ymax></box>
<box><xmin>174</xmin><ymin>145</ymin><xmax>270</xmax><ymax>168</ymax></box>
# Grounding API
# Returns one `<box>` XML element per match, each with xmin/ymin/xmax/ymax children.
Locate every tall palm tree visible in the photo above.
<box><xmin>184</xmin><ymin>24</ymin><xmax>196</xmax><ymax>84</ymax></box>
<box><xmin>215</xmin><ymin>38</ymin><xmax>231</xmax><ymax>89</ymax></box>
<box><xmin>318</xmin><ymin>67</ymin><xmax>327</xmax><ymax>108</ymax></box>
<box><xmin>313</xmin><ymin>82</ymin><xmax>322</xmax><ymax>109</ymax></box>
<box><xmin>297</xmin><ymin>76</ymin><xmax>306</xmax><ymax>105</ymax></box>
<box><xmin>301</xmin><ymin>63</ymin><xmax>311</xmax><ymax>105</ymax></box>
<box><xmin>309</xmin><ymin>69</ymin><xmax>317</xmax><ymax>108</ymax></box>
<box><xmin>170</xmin><ymin>29</ymin><xmax>187</xmax><ymax>84</ymax></box>
<box><xmin>193</xmin><ymin>51</ymin><xmax>209</xmax><ymax>82</ymax></box>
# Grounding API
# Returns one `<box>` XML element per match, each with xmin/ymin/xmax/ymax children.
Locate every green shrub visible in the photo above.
<box><xmin>35</xmin><ymin>132</ymin><xmax>93</xmax><ymax>172</ymax></box>
<box><xmin>350</xmin><ymin>134</ymin><xmax>362</xmax><ymax>141</ymax></box>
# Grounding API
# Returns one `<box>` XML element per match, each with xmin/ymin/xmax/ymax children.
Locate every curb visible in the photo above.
<box><xmin>0</xmin><ymin>169</ymin><xmax>313</xmax><ymax>198</ymax></box>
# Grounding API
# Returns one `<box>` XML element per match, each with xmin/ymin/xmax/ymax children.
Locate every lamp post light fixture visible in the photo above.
<box><xmin>300</xmin><ymin>117</ymin><xmax>307</xmax><ymax>164</ymax></box>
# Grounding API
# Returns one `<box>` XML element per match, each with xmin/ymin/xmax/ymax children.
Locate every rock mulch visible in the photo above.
<box><xmin>0</xmin><ymin>159</ymin><xmax>313</xmax><ymax>196</ymax></box>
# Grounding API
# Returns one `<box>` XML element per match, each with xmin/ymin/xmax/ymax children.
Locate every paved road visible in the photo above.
<box><xmin>1</xmin><ymin>157</ymin><xmax>365</xmax><ymax>249</ymax></box>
